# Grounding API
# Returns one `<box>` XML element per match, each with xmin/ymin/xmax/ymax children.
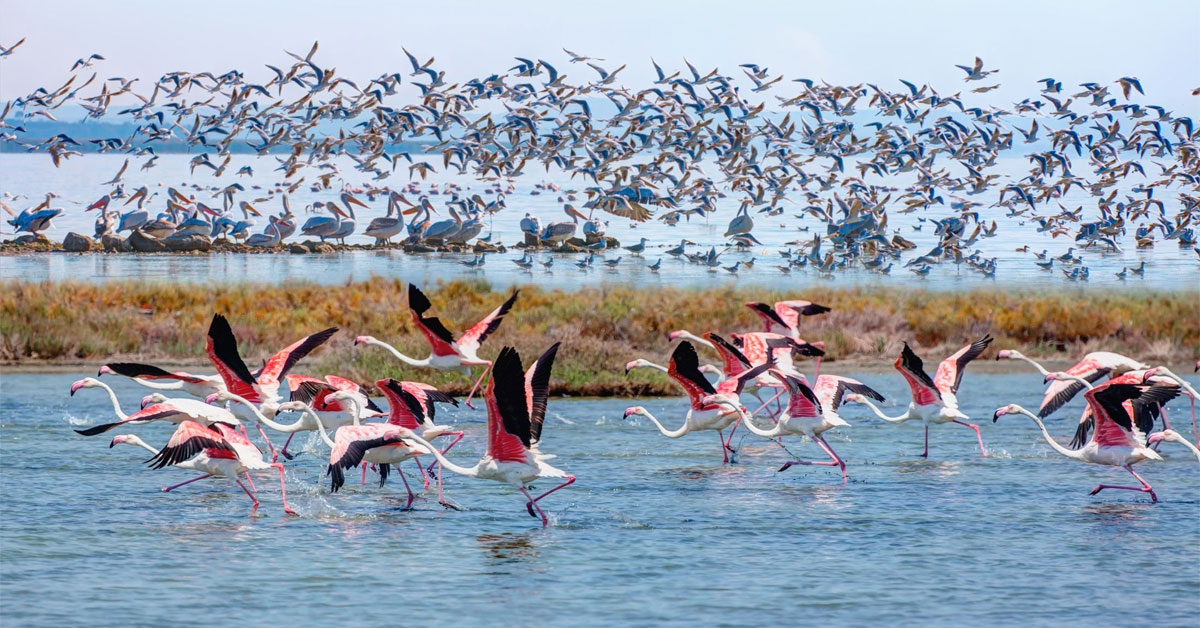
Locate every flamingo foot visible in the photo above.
<box><xmin>439</xmin><ymin>499</ymin><xmax>463</xmax><ymax>511</ymax></box>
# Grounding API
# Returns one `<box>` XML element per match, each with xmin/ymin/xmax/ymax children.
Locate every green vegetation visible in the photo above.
<box><xmin>2</xmin><ymin>279</ymin><xmax>1195</xmax><ymax>396</ymax></box>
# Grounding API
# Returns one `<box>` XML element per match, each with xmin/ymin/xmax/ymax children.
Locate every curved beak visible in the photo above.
<box><xmin>204</xmin><ymin>393</ymin><xmax>220</xmax><ymax>405</ymax></box>
<box><xmin>140</xmin><ymin>395</ymin><xmax>154</xmax><ymax>409</ymax></box>
<box><xmin>97</xmin><ymin>365</ymin><xmax>112</xmax><ymax>376</ymax></box>
<box><xmin>70</xmin><ymin>380</ymin><xmax>85</xmax><ymax>396</ymax></box>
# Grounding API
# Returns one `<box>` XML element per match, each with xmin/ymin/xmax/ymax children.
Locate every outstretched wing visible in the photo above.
<box><xmin>147</xmin><ymin>421</ymin><xmax>233</xmax><ymax>470</ymax></box>
<box><xmin>667</xmin><ymin>341</ymin><xmax>717</xmax><ymax>406</ymax></box>
<box><xmin>813</xmin><ymin>374</ymin><xmax>884</xmax><ymax>412</ymax></box>
<box><xmin>782</xmin><ymin>374</ymin><xmax>821</xmax><ymax>418</ymax></box>
<box><xmin>895</xmin><ymin>342</ymin><xmax>940</xmax><ymax>406</ymax></box>
<box><xmin>1038</xmin><ymin>357</ymin><xmax>1112</xmax><ymax>417</ymax></box>
<box><xmin>526</xmin><ymin>342</ymin><xmax>559</xmax><ymax>445</ymax></box>
<box><xmin>933</xmin><ymin>334</ymin><xmax>993</xmax><ymax>396</ymax></box>
<box><xmin>205</xmin><ymin>314</ymin><xmax>259</xmax><ymax>400</ymax></box>
<box><xmin>706</xmin><ymin>332</ymin><xmax>753</xmax><ymax>375</ymax></box>
<box><xmin>378</xmin><ymin>378</ymin><xmax>425</xmax><ymax>429</ymax></box>
<box><xmin>103</xmin><ymin>362</ymin><xmax>207</xmax><ymax>384</ymax></box>
<box><xmin>458</xmin><ymin>290</ymin><xmax>520</xmax><ymax>354</ymax></box>
<box><xmin>408</xmin><ymin>283</ymin><xmax>458</xmax><ymax>356</ymax></box>
<box><xmin>258</xmin><ymin>327</ymin><xmax>338</xmax><ymax>383</ymax></box>
<box><xmin>75</xmin><ymin>404</ymin><xmax>182</xmax><ymax>436</ymax></box>
<box><xmin>486</xmin><ymin>347</ymin><xmax>530</xmax><ymax>461</ymax></box>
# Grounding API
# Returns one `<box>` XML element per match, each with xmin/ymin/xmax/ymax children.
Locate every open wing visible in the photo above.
<box><xmin>408</xmin><ymin>284</ymin><xmax>458</xmax><ymax>356</ymax></box>
<box><xmin>146</xmin><ymin>421</ymin><xmax>234</xmax><ymax>469</ymax></box>
<box><xmin>257</xmin><ymin>327</ymin><xmax>338</xmax><ymax>384</ymax></box>
<box><xmin>205</xmin><ymin>314</ymin><xmax>259</xmax><ymax>401</ymax></box>
<box><xmin>458</xmin><ymin>290</ymin><xmax>520</xmax><ymax>355</ymax></box>
<box><xmin>933</xmin><ymin>334</ymin><xmax>993</xmax><ymax>396</ymax></box>
<box><xmin>895</xmin><ymin>342</ymin><xmax>940</xmax><ymax>406</ymax></box>
<box><xmin>103</xmin><ymin>362</ymin><xmax>207</xmax><ymax>384</ymax></box>
<box><xmin>813</xmin><ymin>374</ymin><xmax>884</xmax><ymax>412</ymax></box>
<box><xmin>666</xmin><ymin>341</ymin><xmax>717</xmax><ymax>407</ymax></box>
<box><xmin>526</xmin><ymin>342</ymin><xmax>559</xmax><ymax>446</ymax></box>
<box><xmin>486</xmin><ymin>347</ymin><xmax>530</xmax><ymax>462</ymax></box>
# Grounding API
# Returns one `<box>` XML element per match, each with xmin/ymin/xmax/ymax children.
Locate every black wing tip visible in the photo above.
<box><xmin>408</xmin><ymin>283</ymin><xmax>432</xmax><ymax>313</ymax></box>
<box><xmin>75</xmin><ymin>423</ymin><xmax>117</xmax><ymax>436</ymax></box>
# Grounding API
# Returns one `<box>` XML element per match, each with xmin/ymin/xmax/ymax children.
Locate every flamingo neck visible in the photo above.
<box><xmin>222</xmin><ymin>393</ymin><xmax>291</xmax><ymax>431</ymax></box>
<box><xmin>120</xmin><ymin>437</ymin><xmax>160</xmax><ymax>455</ymax></box>
<box><xmin>675</xmin><ymin>331</ymin><xmax>713</xmax><ymax>349</ymax></box>
<box><xmin>1015</xmin><ymin>408</ymin><xmax>1086</xmax><ymax>460</ymax></box>
<box><xmin>1010</xmin><ymin>353</ymin><xmax>1050</xmax><ymax>376</ymax></box>
<box><xmin>367</xmin><ymin>339</ymin><xmax>430</xmax><ymax>367</ymax></box>
<box><xmin>855</xmin><ymin>398</ymin><xmax>910</xmax><ymax>423</ymax></box>
<box><xmin>637</xmin><ymin>408</ymin><xmax>691</xmax><ymax>438</ymax></box>
<box><xmin>405</xmin><ymin>433</ymin><xmax>480</xmax><ymax>477</ymax></box>
<box><xmin>95</xmin><ymin>381</ymin><xmax>129</xmax><ymax>419</ymax></box>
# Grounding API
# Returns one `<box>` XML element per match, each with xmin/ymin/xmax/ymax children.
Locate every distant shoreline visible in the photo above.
<box><xmin>2</xmin><ymin>279</ymin><xmax>1194</xmax><ymax>397</ymax></box>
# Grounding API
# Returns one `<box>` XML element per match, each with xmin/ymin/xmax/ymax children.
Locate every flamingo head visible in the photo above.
<box><xmin>623</xmin><ymin>406</ymin><xmax>646</xmax><ymax>420</ymax></box>
<box><xmin>844</xmin><ymin>393</ymin><xmax>865</xmax><ymax>405</ymax></box>
<box><xmin>97</xmin><ymin>365</ymin><xmax>114</xmax><ymax>376</ymax></box>
<box><xmin>1043</xmin><ymin>371</ymin><xmax>1065</xmax><ymax>384</ymax></box>
<box><xmin>109</xmin><ymin>435</ymin><xmax>132</xmax><ymax>448</ymax></box>
<box><xmin>140</xmin><ymin>394</ymin><xmax>164</xmax><ymax>409</ymax></box>
<box><xmin>624</xmin><ymin>359</ymin><xmax>650</xmax><ymax>374</ymax></box>
<box><xmin>1140</xmin><ymin>367</ymin><xmax>1159</xmax><ymax>382</ymax></box>
<box><xmin>70</xmin><ymin>378</ymin><xmax>100</xmax><ymax>395</ymax></box>
<box><xmin>667</xmin><ymin>330</ymin><xmax>685</xmax><ymax>341</ymax></box>
<box><xmin>204</xmin><ymin>392</ymin><xmax>221</xmax><ymax>405</ymax></box>
<box><xmin>996</xmin><ymin>349</ymin><xmax>1015</xmax><ymax>360</ymax></box>
<box><xmin>992</xmin><ymin>404</ymin><xmax>1020</xmax><ymax>422</ymax></box>
<box><xmin>276</xmin><ymin>401</ymin><xmax>309</xmax><ymax>413</ymax></box>
<box><xmin>354</xmin><ymin>335</ymin><xmax>375</xmax><ymax>346</ymax></box>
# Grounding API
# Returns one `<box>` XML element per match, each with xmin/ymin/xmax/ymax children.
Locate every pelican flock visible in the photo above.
<box><xmin>66</xmin><ymin>287</ymin><xmax>1197</xmax><ymax>525</ymax></box>
<box><xmin>0</xmin><ymin>41</ymin><xmax>1196</xmax><ymax>281</ymax></box>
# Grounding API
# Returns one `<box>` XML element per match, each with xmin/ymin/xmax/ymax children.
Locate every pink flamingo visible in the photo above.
<box><xmin>993</xmin><ymin>380</ymin><xmax>1181</xmax><ymax>502</ymax></box>
<box><xmin>402</xmin><ymin>344</ymin><xmax>575</xmax><ymax>527</ymax></box>
<box><xmin>354</xmin><ymin>283</ymin><xmax>518</xmax><ymax>409</ymax></box>
<box><xmin>109</xmin><ymin>420</ymin><xmax>297</xmax><ymax>515</ymax></box>
<box><xmin>624</xmin><ymin>340</ymin><xmax>771</xmax><ymax>464</ymax></box>
<box><xmin>376</xmin><ymin>378</ymin><xmax>463</xmax><ymax>478</ymax></box>
<box><xmin>847</xmin><ymin>336</ymin><xmax>993</xmax><ymax>457</ymax></box>
<box><xmin>71</xmin><ymin>377</ymin><xmax>239</xmax><ymax>436</ymax></box>
<box><xmin>98</xmin><ymin>362</ymin><xmax>225</xmax><ymax>399</ymax></box>
<box><xmin>275</xmin><ymin>374</ymin><xmax>384</xmax><ymax>458</ymax></box>
<box><xmin>744</xmin><ymin>299</ymin><xmax>831</xmax><ymax>338</ymax></box>
<box><xmin>708</xmin><ymin>372</ymin><xmax>885</xmax><ymax>482</ymax></box>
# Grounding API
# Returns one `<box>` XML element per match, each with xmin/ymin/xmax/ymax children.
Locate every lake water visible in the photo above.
<box><xmin>2</xmin><ymin>153</ymin><xmax>1197</xmax><ymax>290</ymax></box>
<box><xmin>3</xmin><ymin>371</ymin><xmax>1197</xmax><ymax>627</ymax></box>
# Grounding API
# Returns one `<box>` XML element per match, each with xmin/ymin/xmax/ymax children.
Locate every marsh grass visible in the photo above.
<box><xmin>2</xmin><ymin>279</ymin><xmax>1195</xmax><ymax>396</ymax></box>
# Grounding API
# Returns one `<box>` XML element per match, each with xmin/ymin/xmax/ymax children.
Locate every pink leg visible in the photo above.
<box><xmin>426</xmin><ymin>431</ymin><xmax>464</xmax><ymax>476</ymax></box>
<box><xmin>162</xmin><ymin>473</ymin><xmax>212</xmax><ymax>492</ymax></box>
<box><xmin>279</xmin><ymin>433</ymin><xmax>296</xmax><ymax>460</ymax></box>
<box><xmin>236</xmin><ymin>478</ymin><xmax>260</xmax><ymax>513</ymax></box>
<box><xmin>1189</xmin><ymin>394</ymin><xmax>1198</xmax><ymax>447</ymax></box>
<box><xmin>520</xmin><ymin>487</ymin><xmax>549</xmax><ymax>528</ymax></box>
<box><xmin>463</xmin><ymin>361</ymin><xmax>493</xmax><ymax>410</ymax></box>
<box><xmin>718</xmin><ymin>429</ymin><xmax>729</xmax><ymax>464</ymax></box>
<box><xmin>921</xmin><ymin>425</ymin><xmax>929</xmax><ymax>458</ymax></box>
<box><xmin>524</xmin><ymin>475</ymin><xmax>576</xmax><ymax>517</ymax></box>
<box><xmin>1089</xmin><ymin>465</ymin><xmax>1157</xmax><ymax>503</ymax></box>
<box><xmin>952</xmin><ymin>419</ymin><xmax>987</xmax><ymax>456</ymax></box>
<box><xmin>273</xmin><ymin>463</ymin><xmax>298</xmax><ymax>515</ymax></box>
<box><xmin>749</xmin><ymin>389</ymin><xmax>786</xmax><ymax>418</ymax></box>
<box><xmin>417</xmin><ymin>459</ymin><xmax>431</xmax><ymax>491</ymax></box>
<box><xmin>243</xmin><ymin>472</ymin><xmax>256</xmax><ymax>492</ymax></box>
<box><xmin>814</xmin><ymin>356</ymin><xmax>822</xmax><ymax>380</ymax></box>
<box><xmin>398</xmin><ymin>465</ymin><xmax>415</xmax><ymax>510</ymax></box>
<box><xmin>361</xmin><ymin>462</ymin><xmax>368</xmax><ymax>486</ymax></box>
<box><xmin>778</xmin><ymin>436</ymin><xmax>846</xmax><ymax>482</ymax></box>
<box><xmin>249</xmin><ymin>424</ymin><xmax>278</xmax><ymax>463</ymax></box>
<box><xmin>724</xmin><ymin>421</ymin><xmax>739</xmax><ymax>451</ymax></box>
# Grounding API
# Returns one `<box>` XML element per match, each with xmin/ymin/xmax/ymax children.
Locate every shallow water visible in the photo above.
<box><xmin>2</xmin><ymin>153</ymin><xmax>1197</xmax><ymax>290</ymax></box>
<box><xmin>2</xmin><ymin>371</ymin><xmax>1198</xmax><ymax>626</ymax></box>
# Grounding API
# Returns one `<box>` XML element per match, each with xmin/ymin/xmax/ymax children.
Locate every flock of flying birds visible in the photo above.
<box><xmin>68</xmin><ymin>287</ymin><xmax>1198</xmax><ymax>525</ymax></box>
<box><xmin>1</xmin><ymin>38</ymin><xmax>1198</xmax><ymax>279</ymax></box>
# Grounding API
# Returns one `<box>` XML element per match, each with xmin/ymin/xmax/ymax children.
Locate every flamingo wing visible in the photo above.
<box><xmin>458</xmin><ymin>290</ymin><xmax>520</xmax><ymax>355</ymax></box>
<box><xmin>377</xmin><ymin>378</ymin><xmax>425</xmax><ymax>429</ymax></box>
<box><xmin>103</xmin><ymin>362</ymin><xmax>207</xmax><ymax>384</ymax></box>
<box><xmin>407</xmin><ymin>284</ymin><xmax>459</xmax><ymax>357</ymax></box>
<box><xmin>324</xmin><ymin>375</ymin><xmax>383</xmax><ymax>413</ymax></box>
<box><xmin>933</xmin><ymin>334</ymin><xmax>993</xmax><ymax>396</ymax></box>
<box><xmin>774</xmin><ymin>299</ymin><xmax>830</xmax><ymax>330</ymax></box>
<box><xmin>486</xmin><ymin>347</ymin><xmax>530</xmax><ymax>462</ymax></box>
<box><xmin>75</xmin><ymin>404</ymin><xmax>183</xmax><ymax>436</ymax></box>
<box><xmin>716</xmin><ymin>362</ymin><xmax>773</xmax><ymax>396</ymax></box>
<box><xmin>745</xmin><ymin>302</ymin><xmax>788</xmax><ymax>333</ymax></box>
<box><xmin>206</xmin><ymin>314</ymin><xmax>259</xmax><ymax>401</ymax></box>
<box><xmin>895</xmin><ymin>342</ymin><xmax>941</xmax><ymax>406</ymax></box>
<box><xmin>256</xmin><ymin>327</ymin><xmax>338</xmax><ymax>384</ymax></box>
<box><xmin>146</xmin><ymin>421</ymin><xmax>233</xmax><ymax>469</ymax></box>
<box><xmin>667</xmin><ymin>341</ymin><xmax>717</xmax><ymax>407</ymax></box>
<box><xmin>707</xmin><ymin>332</ymin><xmax>753</xmax><ymax>375</ymax></box>
<box><xmin>814</xmin><ymin>374</ymin><xmax>885</xmax><ymax>412</ymax></box>
<box><xmin>782</xmin><ymin>374</ymin><xmax>821</xmax><ymax>418</ymax></box>
<box><xmin>525</xmin><ymin>342</ymin><xmax>560</xmax><ymax>446</ymax></box>
<box><xmin>1087</xmin><ymin>383</ymin><xmax>1179</xmax><ymax>447</ymax></box>
<box><xmin>326</xmin><ymin>424</ymin><xmax>406</xmax><ymax>491</ymax></box>
<box><xmin>1037</xmin><ymin>357</ymin><xmax>1113</xmax><ymax>417</ymax></box>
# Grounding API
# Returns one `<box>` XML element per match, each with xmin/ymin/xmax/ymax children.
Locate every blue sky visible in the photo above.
<box><xmin>3</xmin><ymin>0</ymin><xmax>1198</xmax><ymax>111</ymax></box>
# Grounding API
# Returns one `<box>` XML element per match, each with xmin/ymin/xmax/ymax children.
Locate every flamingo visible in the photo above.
<box><xmin>307</xmin><ymin>393</ymin><xmax>434</xmax><ymax>511</ymax></box>
<box><xmin>207</xmin><ymin>390</ymin><xmax>363</xmax><ymax>462</ymax></box>
<box><xmin>996</xmin><ymin>350</ymin><xmax>1149</xmax><ymax>417</ymax></box>
<box><xmin>376</xmin><ymin>378</ymin><xmax>463</xmax><ymax>477</ymax></box>
<box><xmin>623</xmin><ymin>341</ymin><xmax>771</xmax><ymax>464</ymax></box>
<box><xmin>708</xmin><ymin>373</ymin><xmax>885</xmax><ymax>481</ymax></box>
<box><xmin>624</xmin><ymin>358</ymin><xmax>725</xmax><ymax>383</ymax></box>
<box><xmin>70</xmin><ymin>377</ymin><xmax>239</xmax><ymax>435</ymax></box>
<box><xmin>1147</xmin><ymin>430</ymin><xmax>1200</xmax><ymax>462</ymax></box>
<box><xmin>399</xmin><ymin>345</ymin><xmax>575</xmax><ymax>527</ymax></box>
<box><xmin>205</xmin><ymin>313</ymin><xmax>337</xmax><ymax>425</ymax></box>
<box><xmin>744</xmin><ymin>299</ymin><xmax>830</xmax><ymax>338</ymax></box>
<box><xmin>275</xmin><ymin>374</ymin><xmax>385</xmax><ymax>458</ymax></box>
<box><xmin>354</xmin><ymin>283</ymin><xmax>518</xmax><ymax>408</ymax></box>
<box><xmin>97</xmin><ymin>362</ymin><xmax>225</xmax><ymax>399</ymax></box>
<box><xmin>993</xmin><ymin>380</ymin><xmax>1181</xmax><ymax>502</ymax></box>
<box><xmin>109</xmin><ymin>420</ymin><xmax>297</xmax><ymax>515</ymax></box>
<box><xmin>847</xmin><ymin>336</ymin><xmax>993</xmax><ymax>457</ymax></box>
